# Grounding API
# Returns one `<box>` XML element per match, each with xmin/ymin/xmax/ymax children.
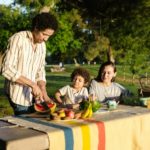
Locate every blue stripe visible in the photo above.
<box><xmin>17</xmin><ymin>116</ymin><xmax>73</xmax><ymax>150</ymax></box>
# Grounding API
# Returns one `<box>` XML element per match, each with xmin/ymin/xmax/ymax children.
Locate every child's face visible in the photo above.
<box><xmin>72</xmin><ymin>75</ymin><xmax>85</xmax><ymax>90</ymax></box>
<box><xmin>101</xmin><ymin>65</ymin><xmax>116</xmax><ymax>84</ymax></box>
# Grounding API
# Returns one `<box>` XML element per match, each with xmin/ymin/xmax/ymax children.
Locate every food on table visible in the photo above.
<box><xmin>50</xmin><ymin>103</ymin><xmax>57</xmax><ymax>113</ymax></box>
<box><xmin>91</xmin><ymin>100</ymin><xmax>102</xmax><ymax>112</ymax></box>
<box><xmin>34</xmin><ymin>103</ymin><xmax>49</xmax><ymax>113</ymax></box>
<box><xmin>81</xmin><ymin>103</ymin><xmax>93</xmax><ymax>119</ymax></box>
<box><xmin>74</xmin><ymin>111</ymin><xmax>83</xmax><ymax>119</ymax></box>
<box><xmin>50</xmin><ymin>113</ymin><xmax>61</xmax><ymax>120</ymax></box>
<box><xmin>34</xmin><ymin>102</ymin><xmax>56</xmax><ymax>113</ymax></box>
<box><xmin>65</xmin><ymin>109</ymin><xmax>75</xmax><ymax>119</ymax></box>
<box><xmin>58</xmin><ymin>110</ymin><xmax>66</xmax><ymax>118</ymax></box>
<box><xmin>79</xmin><ymin>96</ymin><xmax>102</xmax><ymax>119</ymax></box>
<box><xmin>79</xmin><ymin>97</ymin><xmax>101</xmax><ymax>118</ymax></box>
<box><xmin>80</xmin><ymin>99</ymin><xmax>101</xmax><ymax>112</ymax></box>
<box><xmin>79</xmin><ymin>100</ymin><xmax>90</xmax><ymax>110</ymax></box>
<box><xmin>49</xmin><ymin>108</ymin><xmax>84</xmax><ymax>120</ymax></box>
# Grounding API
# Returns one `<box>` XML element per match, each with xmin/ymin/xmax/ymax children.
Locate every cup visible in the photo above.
<box><xmin>107</xmin><ymin>100</ymin><xmax>117</xmax><ymax>110</ymax></box>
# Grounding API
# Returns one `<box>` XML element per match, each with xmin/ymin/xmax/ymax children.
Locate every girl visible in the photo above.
<box><xmin>55</xmin><ymin>67</ymin><xmax>90</xmax><ymax>107</ymax></box>
<box><xmin>89</xmin><ymin>61</ymin><xmax>129</xmax><ymax>103</ymax></box>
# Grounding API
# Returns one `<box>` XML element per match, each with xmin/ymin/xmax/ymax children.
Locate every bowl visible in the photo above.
<box><xmin>139</xmin><ymin>97</ymin><xmax>150</xmax><ymax>106</ymax></box>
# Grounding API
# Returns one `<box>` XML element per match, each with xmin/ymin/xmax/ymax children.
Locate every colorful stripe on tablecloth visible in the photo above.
<box><xmin>63</xmin><ymin>120</ymin><xmax>105</xmax><ymax>150</ymax></box>
<box><xmin>86</xmin><ymin>120</ymin><xmax>105</xmax><ymax>150</ymax></box>
<box><xmin>17</xmin><ymin>117</ymin><xmax>105</xmax><ymax>150</ymax></box>
<box><xmin>18</xmin><ymin>117</ymin><xmax>73</xmax><ymax>150</ymax></box>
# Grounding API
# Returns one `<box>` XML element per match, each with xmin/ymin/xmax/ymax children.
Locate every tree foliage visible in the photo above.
<box><xmin>46</xmin><ymin>9</ymin><xmax>83</xmax><ymax>62</ymax></box>
<box><xmin>0</xmin><ymin>0</ymin><xmax>150</xmax><ymax>76</ymax></box>
<box><xmin>0</xmin><ymin>5</ymin><xmax>30</xmax><ymax>52</ymax></box>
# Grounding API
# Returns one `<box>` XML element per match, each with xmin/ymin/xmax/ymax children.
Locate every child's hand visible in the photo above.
<box><xmin>89</xmin><ymin>94</ymin><xmax>97</xmax><ymax>101</ymax></box>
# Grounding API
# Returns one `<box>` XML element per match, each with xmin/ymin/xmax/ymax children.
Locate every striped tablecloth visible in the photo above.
<box><xmin>2</xmin><ymin>116</ymin><xmax>105</xmax><ymax>150</ymax></box>
<box><xmin>2</xmin><ymin>105</ymin><xmax>150</xmax><ymax>150</ymax></box>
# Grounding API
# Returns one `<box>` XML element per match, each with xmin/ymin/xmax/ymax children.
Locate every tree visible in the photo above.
<box><xmin>14</xmin><ymin>0</ymin><xmax>60</xmax><ymax>12</ymax></box>
<box><xmin>0</xmin><ymin>5</ymin><xmax>30</xmax><ymax>53</ymax></box>
<box><xmin>46</xmin><ymin>9</ymin><xmax>84</xmax><ymax>63</ymax></box>
<box><xmin>84</xmin><ymin>34</ymin><xmax>110</xmax><ymax>63</ymax></box>
<box><xmin>84</xmin><ymin>41</ymin><xmax>99</xmax><ymax>64</ymax></box>
<box><xmin>1</xmin><ymin>0</ymin><xmax>149</xmax><ymax>68</ymax></box>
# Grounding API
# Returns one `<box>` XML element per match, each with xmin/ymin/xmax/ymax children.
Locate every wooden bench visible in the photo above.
<box><xmin>50</xmin><ymin>65</ymin><xmax>65</xmax><ymax>72</ymax></box>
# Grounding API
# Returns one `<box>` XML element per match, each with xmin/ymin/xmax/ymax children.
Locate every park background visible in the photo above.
<box><xmin>0</xmin><ymin>0</ymin><xmax>150</xmax><ymax>116</ymax></box>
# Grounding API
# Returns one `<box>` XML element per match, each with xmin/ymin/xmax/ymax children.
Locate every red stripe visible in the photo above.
<box><xmin>86</xmin><ymin>120</ymin><xmax>105</xmax><ymax>150</ymax></box>
<box><xmin>96</xmin><ymin>121</ymin><xmax>105</xmax><ymax>150</ymax></box>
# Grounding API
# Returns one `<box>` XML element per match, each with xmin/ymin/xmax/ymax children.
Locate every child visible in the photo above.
<box><xmin>55</xmin><ymin>67</ymin><xmax>90</xmax><ymax>107</ymax></box>
<box><xmin>89</xmin><ymin>61</ymin><xmax>129</xmax><ymax>103</ymax></box>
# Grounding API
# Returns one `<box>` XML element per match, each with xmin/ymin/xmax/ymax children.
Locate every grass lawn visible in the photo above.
<box><xmin>0</xmin><ymin>64</ymin><xmax>140</xmax><ymax>117</ymax></box>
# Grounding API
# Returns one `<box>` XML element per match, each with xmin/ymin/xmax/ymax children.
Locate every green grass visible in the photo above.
<box><xmin>0</xmin><ymin>76</ymin><xmax>14</xmax><ymax>117</ymax></box>
<box><xmin>0</xmin><ymin>64</ymin><xmax>140</xmax><ymax>117</ymax></box>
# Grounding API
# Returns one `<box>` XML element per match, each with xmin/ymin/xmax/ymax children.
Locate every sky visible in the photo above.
<box><xmin>0</xmin><ymin>0</ymin><xmax>13</xmax><ymax>5</ymax></box>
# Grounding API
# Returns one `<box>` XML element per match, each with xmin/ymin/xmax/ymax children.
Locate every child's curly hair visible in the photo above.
<box><xmin>71</xmin><ymin>67</ymin><xmax>90</xmax><ymax>84</ymax></box>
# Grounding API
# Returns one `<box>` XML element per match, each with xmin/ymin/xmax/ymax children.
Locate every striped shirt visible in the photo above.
<box><xmin>2</xmin><ymin>31</ymin><xmax>46</xmax><ymax>106</ymax></box>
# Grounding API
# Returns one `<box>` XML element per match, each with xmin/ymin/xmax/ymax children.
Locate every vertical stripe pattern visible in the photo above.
<box><xmin>2</xmin><ymin>31</ymin><xmax>46</xmax><ymax>106</ymax></box>
<box><xmin>81</xmin><ymin>124</ymin><xmax>91</xmax><ymax>150</ymax></box>
<box><xmin>86</xmin><ymin>120</ymin><xmax>105</xmax><ymax>150</ymax></box>
<box><xmin>16</xmin><ymin>117</ymin><xmax>105</xmax><ymax>150</ymax></box>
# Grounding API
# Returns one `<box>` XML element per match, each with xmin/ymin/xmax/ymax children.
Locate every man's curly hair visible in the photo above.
<box><xmin>32</xmin><ymin>12</ymin><xmax>58</xmax><ymax>31</ymax></box>
<box><xmin>71</xmin><ymin>67</ymin><xmax>90</xmax><ymax>84</ymax></box>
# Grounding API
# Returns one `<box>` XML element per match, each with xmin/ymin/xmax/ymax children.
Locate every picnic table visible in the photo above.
<box><xmin>1</xmin><ymin>105</ymin><xmax>150</xmax><ymax>150</ymax></box>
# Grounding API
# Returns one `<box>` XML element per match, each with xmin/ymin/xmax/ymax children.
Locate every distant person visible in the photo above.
<box><xmin>89</xmin><ymin>61</ymin><xmax>129</xmax><ymax>103</ymax></box>
<box><xmin>2</xmin><ymin>12</ymin><xmax>58</xmax><ymax>115</ymax></box>
<box><xmin>55</xmin><ymin>67</ymin><xmax>90</xmax><ymax>108</ymax></box>
<box><xmin>59</xmin><ymin>62</ymin><xmax>63</xmax><ymax>68</ymax></box>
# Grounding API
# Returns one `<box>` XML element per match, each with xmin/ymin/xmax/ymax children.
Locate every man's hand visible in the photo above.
<box><xmin>42</xmin><ymin>92</ymin><xmax>53</xmax><ymax>103</ymax></box>
<box><xmin>31</xmin><ymin>83</ymin><xmax>43</xmax><ymax>102</ymax></box>
<box><xmin>37</xmin><ymin>80</ymin><xmax>53</xmax><ymax>103</ymax></box>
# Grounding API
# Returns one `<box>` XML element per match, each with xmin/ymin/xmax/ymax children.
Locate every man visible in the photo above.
<box><xmin>2</xmin><ymin>12</ymin><xmax>58</xmax><ymax>115</ymax></box>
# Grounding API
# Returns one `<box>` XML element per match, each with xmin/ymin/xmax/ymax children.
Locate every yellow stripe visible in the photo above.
<box><xmin>57</xmin><ymin>120</ymin><xmax>91</xmax><ymax>150</ymax></box>
<box><xmin>62</xmin><ymin>120</ymin><xmax>92</xmax><ymax>150</ymax></box>
<box><xmin>80</xmin><ymin>124</ymin><xmax>91</xmax><ymax>150</ymax></box>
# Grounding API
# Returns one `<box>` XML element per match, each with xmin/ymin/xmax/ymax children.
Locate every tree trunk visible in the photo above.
<box><xmin>132</xmin><ymin>74</ymin><xmax>135</xmax><ymax>84</ymax></box>
<box><xmin>73</xmin><ymin>58</ymin><xmax>80</xmax><ymax>66</ymax></box>
<box><xmin>88</xmin><ymin>61</ymin><xmax>90</xmax><ymax>65</ymax></box>
<box><xmin>107</xmin><ymin>45</ymin><xmax>115</xmax><ymax>63</ymax></box>
<box><xmin>123</xmin><ymin>66</ymin><xmax>126</xmax><ymax>81</ymax></box>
